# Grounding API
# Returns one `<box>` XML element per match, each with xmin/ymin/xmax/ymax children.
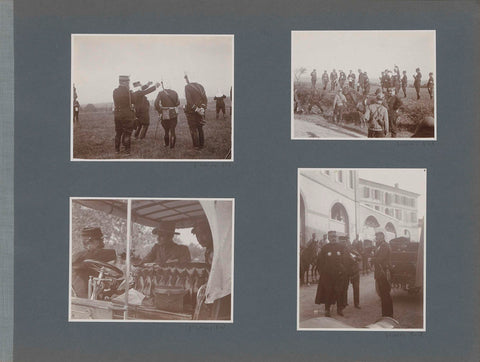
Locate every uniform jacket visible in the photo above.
<box><xmin>365</xmin><ymin>102</ymin><xmax>389</xmax><ymax>133</ymax></box>
<box><xmin>427</xmin><ymin>76</ymin><xmax>434</xmax><ymax>88</ymax></box>
<box><xmin>315</xmin><ymin>242</ymin><xmax>348</xmax><ymax>306</ymax></box>
<box><xmin>387</xmin><ymin>95</ymin><xmax>403</xmax><ymax>116</ymax></box>
<box><xmin>154</xmin><ymin>89</ymin><xmax>180</xmax><ymax>112</ymax></box>
<box><xmin>184</xmin><ymin>82</ymin><xmax>207</xmax><ymax>114</ymax></box>
<box><xmin>414</xmin><ymin>72</ymin><xmax>422</xmax><ymax>86</ymax></box>
<box><xmin>214</xmin><ymin>95</ymin><xmax>226</xmax><ymax>107</ymax></box>
<box><xmin>141</xmin><ymin>241</ymin><xmax>191</xmax><ymax>265</ymax></box>
<box><xmin>372</xmin><ymin>241</ymin><xmax>391</xmax><ymax>280</ymax></box>
<box><xmin>133</xmin><ymin>85</ymin><xmax>157</xmax><ymax>123</ymax></box>
<box><xmin>113</xmin><ymin>86</ymin><xmax>135</xmax><ymax>120</ymax></box>
<box><xmin>333</xmin><ymin>93</ymin><xmax>347</xmax><ymax>108</ymax></box>
<box><xmin>401</xmin><ymin>75</ymin><xmax>408</xmax><ymax>86</ymax></box>
<box><xmin>322</xmin><ymin>72</ymin><xmax>329</xmax><ymax>82</ymax></box>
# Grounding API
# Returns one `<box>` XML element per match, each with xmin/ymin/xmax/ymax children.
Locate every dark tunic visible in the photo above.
<box><xmin>315</xmin><ymin>242</ymin><xmax>348</xmax><ymax>306</ymax></box>
<box><xmin>72</xmin><ymin>248</ymin><xmax>117</xmax><ymax>298</ymax></box>
<box><xmin>141</xmin><ymin>242</ymin><xmax>191</xmax><ymax>265</ymax></box>
<box><xmin>184</xmin><ymin>82</ymin><xmax>207</xmax><ymax>114</ymax></box>
<box><xmin>133</xmin><ymin>85</ymin><xmax>157</xmax><ymax>125</ymax></box>
<box><xmin>113</xmin><ymin>86</ymin><xmax>135</xmax><ymax>131</ymax></box>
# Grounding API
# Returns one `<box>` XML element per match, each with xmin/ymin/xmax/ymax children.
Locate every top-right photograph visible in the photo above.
<box><xmin>292</xmin><ymin>30</ymin><xmax>436</xmax><ymax>140</ymax></box>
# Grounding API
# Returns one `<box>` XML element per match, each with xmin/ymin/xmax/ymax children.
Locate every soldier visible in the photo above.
<box><xmin>73</xmin><ymin>100</ymin><xmax>80</xmax><ymax>124</ymax></box>
<box><xmin>427</xmin><ymin>72</ymin><xmax>434</xmax><ymax>99</ymax></box>
<box><xmin>393</xmin><ymin>67</ymin><xmax>401</xmax><ymax>95</ymax></box>
<box><xmin>380</xmin><ymin>72</ymin><xmax>386</xmax><ymax>92</ymax></box>
<box><xmin>184</xmin><ymin>75</ymin><xmax>208</xmax><ymax>150</ymax></box>
<box><xmin>357</xmin><ymin>69</ymin><xmax>364</xmax><ymax>93</ymax></box>
<box><xmin>315</xmin><ymin>231</ymin><xmax>348</xmax><ymax>317</ymax></box>
<box><xmin>338</xmin><ymin>70</ymin><xmax>346</xmax><ymax>89</ymax></box>
<box><xmin>133</xmin><ymin>81</ymin><xmax>160</xmax><ymax>140</ymax></box>
<box><xmin>322</xmin><ymin>70</ymin><xmax>329</xmax><ymax>90</ymax></box>
<box><xmin>386</xmin><ymin>88</ymin><xmax>403</xmax><ymax>138</ymax></box>
<box><xmin>154</xmin><ymin>83</ymin><xmax>180</xmax><ymax>148</ymax></box>
<box><xmin>310</xmin><ymin>69</ymin><xmax>317</xmax><ymax>89</ymax></box>
<box><xmin>113</xmin><ymin>75</ymin><xmax>136</xmax><ymax>155</ymax></box>
<box><xmin>214</xmin><ymin>91</ymin><xmax>227</xmax><ymax>120</ymax></box>
<box><xmin>413</xmin><ymin>67</ymin><xmax>422</xmax><ymax>100</ymax></box>
<box><xmin>332</xmin><ymin>87</ymin><xmax>348</xmax><ymax>124</ymax></box>
<box><xmin>364</xmin><ymin>92</ymin><xmax>389</xmax><ymax>138</ymax></box>
<box><xmin>362</xmin><ymin>72</ymin><xmax>370</xmax><ymax>96</ymax></box>
<box><xmin>401</xmin><ymin>70</ymin><xmax>408</xmax><ymax>98</ymax></box>
<box><xmin>347</xmin><ymin>70</ymin><xmax>356</xmax><ymax>89</ymax></box>
<box><xmin>330</xmin><ymin>69</ymin><xmax>338</xmax><ymax>91</ymax></box>
<box><xmin>72</xmin><ymin>227</ymin><xmax>117</xmax><ymax>298</ymax></box>
<box><xmin>372</xmin><ymin>230</ymin><xmax>393</xmax><ymax>317</ymax></box>
<box><xmin>139</xmin><ymin>222</ymin><xmax>191</xmax><ymax>265</ymax></box>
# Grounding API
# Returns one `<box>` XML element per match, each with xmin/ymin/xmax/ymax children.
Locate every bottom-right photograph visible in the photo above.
<box><xmin>298</xmin><ymin>168</ymin><xmax>426</xmax><ymax>331</ymax></box>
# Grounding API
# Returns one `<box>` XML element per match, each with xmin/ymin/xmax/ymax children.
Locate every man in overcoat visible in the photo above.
<box><xmin>315</xmin><ymin>231</ymin><xmax>348</xmax><ymax>317</ymax></box>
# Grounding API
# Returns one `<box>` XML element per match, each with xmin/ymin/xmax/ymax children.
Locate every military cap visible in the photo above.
<box><xmin>132</xmin><ymin>81</ymin><xmax>141</xmax><ymax>88</ymax></box>
<box><xmin>152</xmin><ymin>221</ymin><xmax>180</xmax><ymax>236</ymax></box>
<box><xmin>119</xmin><ymin>75</ymin><xmax>130</xmax><ymax>82</ymax></box>
<box><xmin>416</xmin><ymin>68</ymin><xmax>420</xmax><ymax>72</ymax></box>
<box><xmin>327</xmin><ymin>230</ymin><xmax>337</xmax><ymax>236</ymax></box>
<box><xmin>81</xmin><ymin>227</ymin><xmax>103</xmax><ymax>239</ymax></box>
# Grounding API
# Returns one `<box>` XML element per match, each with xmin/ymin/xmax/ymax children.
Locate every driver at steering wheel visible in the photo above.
<box><xmin>72</xmin><ymin>227</ymin><xmax>117</xmax><ymax>298</ymax></box>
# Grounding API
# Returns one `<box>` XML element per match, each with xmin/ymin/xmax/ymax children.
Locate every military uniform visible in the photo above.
<box><xmin>330</xmin><ymin>71</ymin><xmax>338</xmax><ymax>91</ymax></box>
<box><xmin>113</xmin><ymin>76</ymin><xmax>135</xmax><ymax>153</ymax></box>
<box><xmin>372</xmin><ymin>240</ymin><xmax>393</xmax><ymax>317</ymax></box>
<box><xmin>338</xmin><ymin>72</ymin><xmax>346</xmax><ymax>89</ymax></box>
<box><xmin>310</xmin><ymin>70</ymin><xmax>317</xmax><ymax>89</ymax></box>
<box><xmin>365</xmin><ymin>98</ymin><xmax>389</xmax><ymax>138</ymax></box>
<box><xmin>184</xmin><ymin>81</ymin><xmax>208</xmax><ymax>149</ymax></box>
<box><xmin>214</xmin><ymin>94</ymin><xmax>227</xmax><ymax>119</ymax></box>
<box><xmin>73</xmin><ymin>101</ymin><xmax>80</xmax><ymax>123</ymax></box>
<box><xmin>315</xmin><ymin>241</ymin><xmax>348</xmax><ymax>315</ymax></box>
<box><xmin>413</xmin><ymin>70</ymin><xmax>422</xmax><ymax>100</ymax></box>
<box><xmin>386</xmin><ymin>93</ymin><xmax>403</xmax><ymax>138</ymax></box>
<box><xmin>154</xmin><ymin>88</ymin><xmax>180</xmax><ymax>148</ymax></box>
<box><xmin>322</xmin><ymin>71</ymin><xmax>329</xmax><ymax>90</ymax></box>
<box><xmin>427</xmin><ymin>74</ymin><xmax>434</xmax><ymax>99</ymax></box>
<box><xmin>401</xmin><ymin>73</ymin><xmax>408</xmax><ymax>98</ymax></box>
<box><xmin>357</xmin><ymin>71</ymin><xmax>364</xmax><ymax>93</ymax></box>
<box><xmin>362</xmin><ymin>73</ymin><xmax>370</xmax><ymax>96</ymax></box>
<box><xmin>347</xmin><ymin>72</ymin><xmax>356</xmax><ymax>89</ymax></box>
<box><xmin>133</xmin><ymin>83</ymin><xmax>158</xmax><ymax>139</ymax></box>
<box><xmin>333</xmin><ymin>91</ymin><xmax>347</xmax><ymax>124</ymax></box>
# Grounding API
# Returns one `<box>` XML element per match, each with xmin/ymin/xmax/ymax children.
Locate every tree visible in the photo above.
<box><xmin>294</xmin><ymin>67</ymin><xmax>307</xmax><ymax>83</ymax></box>
<box><xmin>84</xmin><ymin>103</ymin><xmax>97</xmax><ymax>112</ymax></box>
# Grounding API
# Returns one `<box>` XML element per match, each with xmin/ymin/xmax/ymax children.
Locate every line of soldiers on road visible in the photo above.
<box><xmin>112</xmin><ymin>75</ymin><xmax>230</xmax><ymax>155</ymax></box>
<box><xmin>305</xmin><ymin>230</ymin><xmax>393</xmax><ymax>319</ymax></box>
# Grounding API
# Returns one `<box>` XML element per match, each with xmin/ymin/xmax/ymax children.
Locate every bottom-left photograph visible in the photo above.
<box><xmin>69</xmin><ymin>197</ymin><xmax>234</xmax><ymax>322</ymax></box>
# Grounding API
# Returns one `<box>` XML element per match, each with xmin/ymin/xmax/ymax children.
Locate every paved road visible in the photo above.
<box><xmin>299</xmin><ymin>273</ymin><xmax>423</xmax><ymax>329</ymax></box>
<box><xmin>293</xmin><ymin>116</ymin><xmax>364</xmax><ymax>139</ymax></box>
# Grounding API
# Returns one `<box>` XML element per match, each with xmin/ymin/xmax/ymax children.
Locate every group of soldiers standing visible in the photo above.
<box><xmin>304</xmin><ymin>229</ymin><xmax>393</xmax><ymax>319</ymax></box>
<box><xmin>112</xmin><ymin>75</ymin><xmax>210</xmax><ymax>155</ymax></box>
<box><xmin>306</xmin><ymin>65</ymin><xmax>434</xmax><ymax>138</ymax></box>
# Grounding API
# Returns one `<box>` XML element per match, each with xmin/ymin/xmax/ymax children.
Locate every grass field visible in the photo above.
<box><xmin>73</xmin><ymin>99</ymin><xmax>232</xmax><ymax>160</ymax></box>
<box><xmin>294</xmin><ymin>81</ymin><xmax>435</xmax><ymax>136</ymax></box>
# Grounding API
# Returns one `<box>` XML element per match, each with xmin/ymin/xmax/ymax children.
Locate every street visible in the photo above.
<box><xmin>294</xmin><ymin>115</ymin><xmax>364</xmax><ymax>138</ymax></box>
<box><xmin>299</xmin><ymin>272</ymin><xmax>423</xmax><ymax>329</ymax></box>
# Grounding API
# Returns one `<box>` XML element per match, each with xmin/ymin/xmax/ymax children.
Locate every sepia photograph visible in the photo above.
<box><xmin>71</xmin><ymin>34</ymin><xmax>234</xmax><ymax>161</ymax></box>
<box><xmin>298</xmin><ymin>169</ymin><xmax>425</xmax><ymax>330</ymax></box>
<box><xmin>69</xmin><ymin>198</ymin><xmax>234</xmax><ymax>322</ymax></box>
<box><xmin>292</xmin><ymin>31</ymin><xmax>436</xmax><ymax>140</ymax></box>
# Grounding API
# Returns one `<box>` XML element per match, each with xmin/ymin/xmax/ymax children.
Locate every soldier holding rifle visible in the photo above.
<box><xmin>154</xmin><ymin>81</ymin><xmax>180</xmax><ymax>149</ymax></box>
<box><xmin>184</xmin><ymin>74</ymin><xmax>208</xmax><ymax>150</ymax></box>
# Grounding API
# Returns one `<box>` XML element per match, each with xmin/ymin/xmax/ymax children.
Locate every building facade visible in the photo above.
<box><xmin>299</xmin><ymin>170</ymin><xmax>421</xmax><ymax>247</ymax></box>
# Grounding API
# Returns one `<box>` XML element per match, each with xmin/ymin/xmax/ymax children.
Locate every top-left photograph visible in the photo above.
<box><xmin>71</xmin><ymin>34</ymin><xmax>234</xmax><ymax>161</ymax></box>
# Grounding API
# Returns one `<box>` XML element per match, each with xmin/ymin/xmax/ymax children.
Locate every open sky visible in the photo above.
<box><xmin>72</xmin><ymin>34</ymin><xmax>233</xmax><ymax>104</ymax></box>
<box><xmin>292</xmin><ymin>31</ymin><xmax>435</xmax><ymax>83</ymax></box>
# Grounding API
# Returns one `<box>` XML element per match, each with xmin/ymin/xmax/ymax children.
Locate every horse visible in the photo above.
<box><xmin>300</xmin><ymin>241</ymin><xmax>320</xmax><ymax>285</ymax></box>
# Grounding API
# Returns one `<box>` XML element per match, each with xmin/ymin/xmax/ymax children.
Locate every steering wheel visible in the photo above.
<box><xmin>81</xmin><ymin>259</ymin><xmax>124</xmax><ymax>279</ymax></box>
